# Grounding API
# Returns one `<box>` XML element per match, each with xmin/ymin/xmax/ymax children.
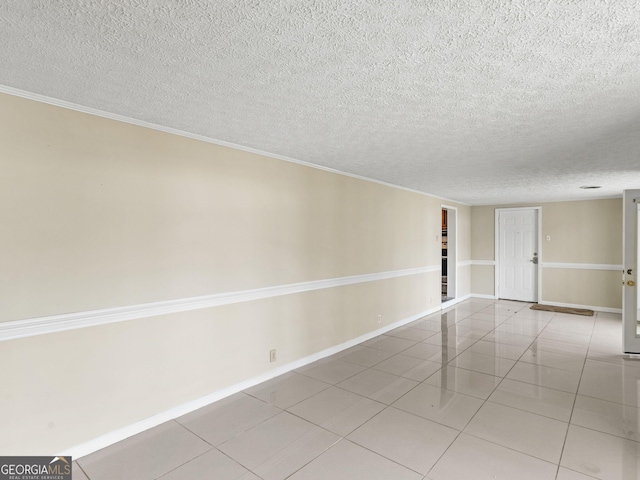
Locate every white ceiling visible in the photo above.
<box><xmin>1</xmin><ymin>0</ymin><xmax>639</xmax><ymax>205</ymax></box>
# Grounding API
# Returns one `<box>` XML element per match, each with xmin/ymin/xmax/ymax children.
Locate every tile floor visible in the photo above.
<box><xmin>74</xmin><ymin>299</ymin><xmax>640</xmax><ymax>480</ymax></box>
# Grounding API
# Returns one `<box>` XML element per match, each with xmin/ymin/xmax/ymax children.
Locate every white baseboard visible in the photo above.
<box><xmin>541</xmin><ymin>300</ymin><xmax>622</xmax><ymax>314</ymax></box>
<box><xmin>441</xmin><ymin>294</ymin><xmax>471</xmax><ymax>309</ymax></box>
<box><xmin>541</xmin><ymin>262</ymin><xmax>623</xmax><ymax>271</ymax></box>
<box><xmin>60</xmin><ymin>305</ymin><xmax>441</xmax><ymax>459</ymax></box>
<box><xmin>470</xmin><ymin>294</ymin><xmax>498</xmax><ymax>300</ymax></box>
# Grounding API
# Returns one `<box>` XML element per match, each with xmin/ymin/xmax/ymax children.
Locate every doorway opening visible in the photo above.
<box><xmin>442</xmin><ymin>206</ymin><xmax>457</xmax><ymax>305</ymax></box>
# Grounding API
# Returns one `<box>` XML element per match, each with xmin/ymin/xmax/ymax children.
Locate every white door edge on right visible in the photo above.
<box><xmin>623</xmin><ymin>190</ymin><xmax>640</xmax><ymax>354</ymax></box>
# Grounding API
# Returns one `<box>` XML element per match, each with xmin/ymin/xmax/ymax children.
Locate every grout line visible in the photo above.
<box><xmin>553</xmin><ymin>312</ymin><xmax>595</xmax><ymax>479</ymax></box>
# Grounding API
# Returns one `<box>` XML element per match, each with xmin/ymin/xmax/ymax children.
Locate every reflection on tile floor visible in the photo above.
<box><xmin>75</xmin><ymin>299</ymin><xmax>640</xmax><ymax>480</ymax></box>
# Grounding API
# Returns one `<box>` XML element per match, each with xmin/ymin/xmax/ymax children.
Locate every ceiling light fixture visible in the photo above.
<box><xmin>580</xmin><ymin>186</ymin><xmax>602</xmax><ymax>189</ymax></box>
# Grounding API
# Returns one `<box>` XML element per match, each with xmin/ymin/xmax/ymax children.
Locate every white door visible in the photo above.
<box><xmin>497</xmin><ymin>209</ymin><xmax>538</xmax><ymax>302</ymax></box>
<box><xmin>623</xmin><ymin>190</ymin><xmax>640</xmax><ymax>354</ymax></box>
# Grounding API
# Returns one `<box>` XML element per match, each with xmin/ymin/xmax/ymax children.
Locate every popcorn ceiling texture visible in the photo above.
<box><xmin>0</xmin><ymin>0</ymin><xmax>639</xmax><ymax>204</ymax></box>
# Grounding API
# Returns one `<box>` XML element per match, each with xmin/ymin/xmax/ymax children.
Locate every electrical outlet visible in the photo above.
<box><xmin>270</xmin><ymin>349</ymin><xmax>277</xmax><ymax>363</ymax></box>
<box><xmin>377</xmin><ymin>314</ymin><xmax>382</xmax><ymax>324</ymax></box>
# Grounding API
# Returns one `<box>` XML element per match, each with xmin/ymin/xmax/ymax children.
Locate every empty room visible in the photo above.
<box><xmin>1</xmin><ymin>1</ymin><xmax>640</xmax><ymax>479</ymax></box>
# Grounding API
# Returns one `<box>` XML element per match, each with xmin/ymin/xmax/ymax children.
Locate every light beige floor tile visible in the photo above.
<box><xmin>478</xmin><ymin>303</ymin><xmax>523</xmax><ymax>315</ymax></box>
<box><xmin>552</xmin><ymin>312</ymin><xmax>596</xmax><ymax>321</ymax></box>
<box><xmin>72</xmin><ymin>463</ymin><xmax>89</xmax><ymax>480</ymax></box>
<box><xmin>438</xmin><ymin>309</ymin><xmax>472</xmax><ymax>323</ymax></box>
<box><xmin>392</xmin><ymin>382</ymin><xmax>483</xmax><ymax>430</ymax></box>
<box><xmin>372</xmin><ymin>353</ymin><xmax>427</xmax><ymax>376</ymax></box>
<box><xmin>361</xmin><ymin>335</ymin><xmax>418</xmax><ymax>354</ymax></box>
<box><xmin>530</xmin><ymin>337</ymin><xmax>589</xmax><ymax>356</ymax></box>
<box><xmin>218</xmin><ymin>411</ymin><xmax>338</xmax><ymax>477</ymax></box>
<box><xmin>555</xmin><ymin>467</ymin><xmax>598</xmax><ymax>480</ymax></box>
<box><xmin>464</xmin><ymin>401</ymin><xmax>568</xmax><ymax>463</ymax></box>
<box><xmin>450</xmin><ymin>350</ymin><xmax>516</xmax><ymax>377</ymax></box>
<box><xmin>288</xmin><ymin>439</ymin><xmax>422</xmax><ymax>480</ymax></box>
<box><xmin>481</xmin><ymin>331</ymin><xmax>536</xmax><ymax>348</ymax></box>
<box><xmin>158</xmin><ymin>449</ymin><xmax>259</xmax><ymax>480</ymax></box>
<box><xmin>587</xmin><ymin>351</ymin><xmax>640</xmax><ymax>369</ymax></box>
<box><xmin>520</xmin><ymin>348</ymin><xmax>586</xmax><ymax>372</ymax></box>
<box><xmin>579</xmin><ymin>359</ymin><xmax>640</xmax><ymax>406</ymax></box>
<box><xmin>403</xmin><ymin>343</ymin><xmax>462</xmax><ymax>363</ymax></box>
<box><xmin>177</xmin><ymin>392</ymin><xmax>281</xmax><ymax>445</ymax></box>
<box><xmin>77</xmin><ymin>421</ymin><xmax>212</xmax><ymax>480</ymax></box>
<box><xmin>589</xmin><ymin>339</ymin><xmax>624</xmax><ymax>355</ymax></box>
<box><xmin>422</xmin><ymin>332</ymin><xmax>478</xmax><ymax>350</ymax></box>
<box><xmin>287</xmin><ymin>386</ymin><xmax>385</xmax><ymax>436</ymax></box>
<box><xmin>440</xmin><ymin>304</ymin><xmax>479</xmax><ymax>322</ymax></box>
<box><xmin>428</xmin><ymin>433</ymin><xmax>557</xmax><ymax>480</ymax></box>
<box><xmin>544</xmin><ymin>322</ymin><xmax>593</xmax><ymax>337</ymax></box>
<box><xmin>452</xmin><ymin>325</ymin><xmax>494</xmax><ymax>340</ymax></box>
<box><xmin>572</xmin><ymin>395</ymin><xmax>640</xmax><ymax>441</ymax></box>
<box><xmin>373</xmin><ymin>354</ymin><xmax>442</xmax><ymax>381</ymax></box>
<box><xmin>512</xmin><ymin>309</ymin><xmax>556</xmax><ymax>321</ymax></box>
<box><xmin>295</xmin><ymin>358</ymin><xmax>367</xmax><ymax>384</ymax></box>
<box><xmin>496</xmin><ymin>299</ymin><xmax>532</xmax><ymax>308</ymax></box>
<box><xmin>467</xmin><ymin>339</ymin><xmax>528</xmax><ymax>360</ymax></box>
<box><xmin>401</xmin><ymin>359</ymin><xmax>442</xmax><ymax>382</ymax></box>
<box><xmin>463</xmin><ymin>312</ymin><xmax>510</xmax><ymax>324</ymax></box>
<box><xmin>336</xmin><ymin>369</ymin><xmax>418</xmax><ymax>404</ymax></box>
<box><xmin>244</xmin><ymin>372</ymin><xmax>330</xmax><ymax>409</ymax></box>
<box><xmin>386</xmin><ymin>326</ymin><xmax>438</xmax><ymax>342</ymax></box>
<box><xmin>454</xmin><ymin>317</ymin><xmax>499</xmax><ymax>329</ymax></box>
<box><xmin>561</xmin><ymin>425</ymin><xmax>640</xmax><ymax>479</ymax></box>
<box><xmin>502</xmin><ymin>316</ymin><xmax>551</xmax><ymax>329</ymax></box>
<box><xmin>347</xmin><ymin>407</ymin><xmax>458</xmax><ymax>475</ymax></box>
<box><xmin>407</xmin><ymin>318</ymin><xmax>444</xmax><ymax>332</ymax></box>
<box><xmin>424</xmin><ymin>365</ymin><xmax>501</xmax><ymax>399</ymax></box>
<box><xmin>335</xmin><ymin>345</ymin><xmax>395</xmax><ymax>367</ymax></box>
<box><xmin>253</xmin><ymin>427</ymin><xmax>340</xmax><ymax>480</ymax></box>
<box><xmin>537</xmin><ymin>330</ymin><xmax>591</xmax><ymax>346</ymax></box>
<box><xmin>507</xmin><ymin>362</ymin><xmax>581</xmax><ymax>393</ymax></box>
<box><xmin>488</xmin><ymin>378</ymin><xmax>575</xmax><ymax>421</ymax></box>
<box><xmin>494</xmin><ymin>322</ymin><xmax>546</xmax><ymax>336</ymax></box>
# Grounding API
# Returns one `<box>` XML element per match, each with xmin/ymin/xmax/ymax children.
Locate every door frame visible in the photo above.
<box><xmin>623</xmin><ymin>190</ymin><xmax>640</xmax><ymax>353</ymax></box>
<box><xmin>442</xmin><ymin>205</ymin><xmax>457</xmax><ymax>306</ymax></box>
<box><xmin>495</xmin><ymin>207</ymin><xmax>542</xmax><ymax>303</ymax></box>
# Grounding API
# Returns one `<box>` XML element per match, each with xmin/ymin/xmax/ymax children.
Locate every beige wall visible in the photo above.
<box><xmin>471</xmin><ymin>265</ymin><xmax>495</xmax><ymax>296</ymax></box>
<box><xmin>470</xmin><ymin>199</ymin><xmax>623</xmax><ymax>309</ymax></box>
<box><xmin>470</xmin><ymin>205</ymin><xmax>495</xmax><ymax>261</ymax></box>
<box><xmin>0</xmin><ymin>93</ymin><xmax>469</xmax><ymax>454</ymax></box>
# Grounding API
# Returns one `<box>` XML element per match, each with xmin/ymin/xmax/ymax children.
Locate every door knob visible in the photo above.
<box><xmin>629</xmin><ymin>280</ymin><xmax>636</xmax><ymax>286</ymax></box>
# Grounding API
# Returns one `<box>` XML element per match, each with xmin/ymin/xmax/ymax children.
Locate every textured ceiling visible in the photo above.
<box><xmin>1</xmin><ymin>0</ymin><xmax>639</xmax><ymax>205</ymax></box>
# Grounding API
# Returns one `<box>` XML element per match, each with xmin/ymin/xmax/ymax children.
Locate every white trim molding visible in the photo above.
<box><xmin>471</xmin><ymin>294</ymin><xmax>498</xmax><ymax>300</ymax></box>
<box><xmin>60</xmin><ymin>304</ymin><xmax>442</xmax><ymax>459</ymax></box>
<box><xmin>541</xmin><ymin>262</ymin><xmax>623</xmax><ymax>271</ymax></box>
<box><xmin>469</xmin><ymin>260</ymin><xmax>496</xmax><ymax>266</ymax></box>
<box><xmin>541</xmin><ymin>300</ymin><xmax>622</xmax><ymax>314</ymax></box>
<box><xmin>442</xmin><ymin>294</ymin><xmax>471</xmax><ymax>309</ymax></box>
<box><xmin>0</xmin><ymin>266</ymin><xmax>441</xmax><ymax>342</ymax></box>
